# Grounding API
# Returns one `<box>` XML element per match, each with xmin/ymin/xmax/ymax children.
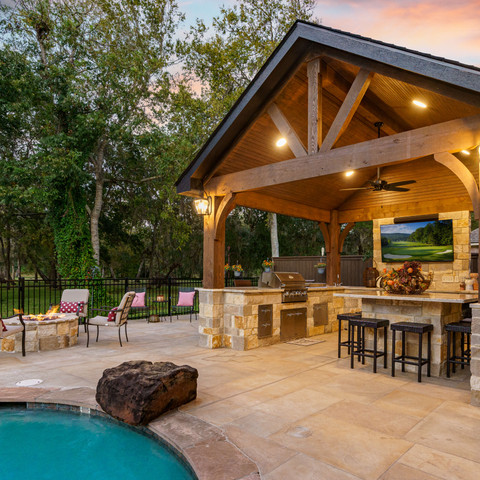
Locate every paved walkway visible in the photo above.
<box><xmin>1</xmin><ymin>319</ymin><xmax>479</xmax><ymax>480</ymax></box>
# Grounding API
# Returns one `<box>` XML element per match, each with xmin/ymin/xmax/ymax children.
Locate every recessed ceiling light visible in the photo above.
<box><xmin>461</xmin><ymin>150</ymin><xmax>471</xmax><ymax>155</ymax></box>
<box><xmin>276</xmin><ymin>138</ymin><xmax>287</xmax><ymax>147</ymax></box>
<box><xmin>345</xmin><ymin>170</ymin><xmax>354</xmax><ymax>177</ymax></box>
<box><xmin>412</xmin><ymin>100</ymin><xmax>427</xmax><ymax>108</ymax></box>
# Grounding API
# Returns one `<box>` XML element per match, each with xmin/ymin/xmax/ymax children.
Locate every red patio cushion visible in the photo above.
<box><xmin>107</xmin><ymin>307</ymin><xmax>118</xmax><ymax>322</ymax></box>
<box><xmin>60</xmin><ymin>301</ymin><xmax>84</xmax><ymax>314</ymax></box>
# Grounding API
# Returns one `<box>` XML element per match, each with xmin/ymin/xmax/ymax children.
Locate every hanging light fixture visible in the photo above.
<box><xmin>193</xmin><ymin>195</ymin><xmax>212</xmax><ymax>215</ymax></box>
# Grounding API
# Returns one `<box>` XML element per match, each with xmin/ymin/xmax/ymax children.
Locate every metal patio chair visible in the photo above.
<box><xmin>86</xmin><ymin>291</ymin><xmax>135</xmax><ymax>347</ymax></box>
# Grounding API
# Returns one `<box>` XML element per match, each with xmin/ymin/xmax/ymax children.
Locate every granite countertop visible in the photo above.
<box><xmin>334</xmin><ymin>290</ymin><xmax>478</xmax><ymax>303</ymax></box>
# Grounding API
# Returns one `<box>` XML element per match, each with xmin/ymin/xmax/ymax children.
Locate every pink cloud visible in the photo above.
<box><xmin>314</xmin><ymin>0</ymin><xmax>480</xmax><ymax>66</ymax></box>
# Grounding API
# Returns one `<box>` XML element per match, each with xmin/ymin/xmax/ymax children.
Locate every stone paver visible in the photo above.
<box><xmin>0</xmin><ymin>318</ymin><xmax>477</xmax><ymax>479</ymax></box>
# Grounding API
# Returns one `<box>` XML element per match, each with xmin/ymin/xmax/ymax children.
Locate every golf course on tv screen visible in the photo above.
<box><xmin>381</xmin><ymin>220</ymin><xmax>453</xmax><ymax>263</ymax></box>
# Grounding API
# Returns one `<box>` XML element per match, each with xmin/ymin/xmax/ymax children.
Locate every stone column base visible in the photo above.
<box><xmin>471</xmin><ymin>303</ymin><xmax>480</xmax><ymax>406</ymax></box>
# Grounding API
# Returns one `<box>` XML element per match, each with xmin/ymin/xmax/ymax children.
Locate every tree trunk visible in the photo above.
<box><xmin>268</xmin><ymin>213</ymin><xmax>280</xmax><ymax>258</ymax></box>
<box><xmin>6</xmin><ymin>225</ymin><xmax>12</xmax><ymax>281</ymax></box>
<box><xmin>28</xmin><ymin>254</ymin><xmax>49</xmax><ymax>281</ymax></box>
<box><xmin>90</xmin><ymin>139</ymin><xmax>107</xmax><ymax>266</ymax></box>
<box><xmin>136</xmin><ymin>258</ymin><xmax>145</xmax><ymax>279</ymax></box>
<box><xmin>109</xmin><ymin>264</ymin><xmax>116</xmax><ymax>279</ymax></box>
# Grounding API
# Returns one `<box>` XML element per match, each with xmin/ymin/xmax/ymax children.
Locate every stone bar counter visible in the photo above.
<box><xmin>1</xmin><ymin>314</ymin><xmax>79</xmax><ymax>353</ymax></box>
<box><xmin>197</xmin><ymin>286</ymin><xmax>361</xmax><ymax>350</ymax></box>
<box><xmin>334</xmin><ymin>290</ymin><xmax>477</xmax><ymax>376</ymax></box>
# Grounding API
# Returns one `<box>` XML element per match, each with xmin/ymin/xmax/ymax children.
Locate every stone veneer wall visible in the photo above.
<box><xmin>1</xmin><ymin>317</ymin><xmax>78</xmax><ymax>353</ymax></box>
<box><xmin>198</xmin><ymin>287</ymin><xmax>361</xmax><ymax>350</ymax></box>
<box><xmin>373</xmin><ymin>211</ymin><xmax>471</xmax><ymax>292</ymax></box>
<box><xmin>471</xmin><ymin>303</ymin><xmax>480</xmax><ymax>406</ymax></box>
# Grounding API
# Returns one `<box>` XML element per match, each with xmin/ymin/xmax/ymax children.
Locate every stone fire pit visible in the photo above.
<box><xmin>1</xmin><ymin>314</ymin><xmax>78</xmax><ymax>353</ymax></box>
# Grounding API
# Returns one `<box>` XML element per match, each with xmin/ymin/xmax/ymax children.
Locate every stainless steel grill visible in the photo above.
<box><xmin>260</xmin><ymin>272</ymin><xmax>308</xmax><ymax>303</ymax></box>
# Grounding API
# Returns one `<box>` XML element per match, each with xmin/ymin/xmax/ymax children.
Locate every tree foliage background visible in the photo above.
<box><xmin>0</xmin><ymin>0</ymin><xmax>372</xmax><ymax>280</ymax></box>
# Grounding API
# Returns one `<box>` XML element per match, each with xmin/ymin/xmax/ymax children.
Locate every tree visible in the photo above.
<box><xmin>1</xmin><ymin>0</ymin><xmax>182</xmax><ymax>275</ymax></box>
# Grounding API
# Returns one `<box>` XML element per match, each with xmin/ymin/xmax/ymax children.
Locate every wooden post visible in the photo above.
<box><xmin>319</xmin><ymin>211</ymin><xmax>339</xmax><ymax>285</ymax></box>
<box><xmin>203</xmin><ymin>194</ymin><xmax>236</xmax><ymax>289</ymax></box>
<box><xmin>319</xmin><ymin>212</ymin><xmax>355</xmax><ymax>285</ymax></box>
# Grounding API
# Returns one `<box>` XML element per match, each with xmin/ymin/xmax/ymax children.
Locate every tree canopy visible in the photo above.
<box><xmin>0</xmin><ymin>0</ymin><xmax>372</xmax><ymax>280</ymax></box>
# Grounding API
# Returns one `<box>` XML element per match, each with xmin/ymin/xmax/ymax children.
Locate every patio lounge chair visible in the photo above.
<box><xmin>86</xmin><ymin>291</ymin><xmax>135</xmax><ymax>347</ymax></box>
<box><xmin>60</xmin><ymin>289</ymin><xmax>90</xmax><ymax>332</ymax></box>
<box><xmin>171</xmin><ymin>287</ymin><xmax>197</xmax><ymax>323</ymax></box>
<box><xmin>0</xmin><ymin>315</ymin><xmax>26</xmax><ymax>356</ymax></box>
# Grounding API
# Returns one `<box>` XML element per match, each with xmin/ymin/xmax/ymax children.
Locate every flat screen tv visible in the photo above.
<box><xmin>380</xmin><ymin>220</ymin><xmax>453</xmax><ymax>263</ymax></box>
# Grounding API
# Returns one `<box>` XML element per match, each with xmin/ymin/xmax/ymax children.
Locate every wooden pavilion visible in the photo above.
<box><xmin>176</xmin><ymin>21</ymin><xmax>480</xmax><ymax>288</ymax></box>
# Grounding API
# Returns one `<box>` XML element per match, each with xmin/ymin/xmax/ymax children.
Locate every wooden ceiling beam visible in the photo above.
<box><xmin>307</xmin><ymin>58</ymin><xmax>322</xmax><ymax>153</ymax></box>
<box><xmin>206</xmin><ymin>114</ymin><xmax>480</xmax><ymax>195</ymax></box>
<box><xmin>322</xmin><ymin>63</ymin><xmax>410</xmax><ymax>135</ymax></box>
<box><xmin>235</xmin><ymin>192</ymin><xmax>330</xmax><ymax>223</ymax></box>
<box><xmin>267</xmin><ymin>103</ymin><xmax>307</xmax><ymax>157</ymax></box>
<box><xmin>434</xmin><ymin>152</ymin><xmax>480</xmax><ymax>218</ymax></box>
<box><xmin>338</xmin><ymin>197</ymin><xmax>473</xmax><ymax>222</ymax></box>
<box><xmin>320</xmin><ymin>68</ymin><xmax>374</xmax><ymax>151</ymax></box>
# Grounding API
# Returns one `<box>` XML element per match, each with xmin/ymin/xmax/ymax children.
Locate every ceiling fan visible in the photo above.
<box><xmin>340</xmin><ymin>121</ymin><xmax>416</xmax><ymax>193</ymax></box>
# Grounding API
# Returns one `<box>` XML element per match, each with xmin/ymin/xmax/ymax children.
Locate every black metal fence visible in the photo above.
<box><xmin>0</xmin><ymin>276</ymin><xmax>259</xmax><ymax>319</ymax></box>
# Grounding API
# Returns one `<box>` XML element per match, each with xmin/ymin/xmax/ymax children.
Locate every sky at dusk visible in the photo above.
<box><xmin>180</xmin><ymin>0</ymin><xmax>480</xmax><ymax>66</ymax></box>
<box><xmin>1</xmin><ymin>0</ymin><xmax>478</xmax><ymax>66</ymax></box>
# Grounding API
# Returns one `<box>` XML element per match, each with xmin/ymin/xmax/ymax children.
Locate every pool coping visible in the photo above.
<box><xmin>0</xmin><ymin>387</ymin><xmax>260</xmax><ymax>480</ymax></box>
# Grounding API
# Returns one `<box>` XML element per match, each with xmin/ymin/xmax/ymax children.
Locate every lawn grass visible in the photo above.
<box><xmin>382</xmin><ymin>241</ymin><xmax>453</xmax><ymax>262</ymax></box>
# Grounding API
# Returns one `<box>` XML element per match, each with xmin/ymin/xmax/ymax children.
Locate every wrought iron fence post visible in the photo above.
<box><xmin>124</xmin><ymin>278</ymin><xmax>129</xmax><ymax>293</ymax></box>
<box><xmin>18</xmin><ymin>277</ymin><xmax>25</xmax><ymax>314</ymax></box>
<box><xmin>168</xmin><ymin>277</ymin><xmax>172</xmax><ymax>318</ymax></box>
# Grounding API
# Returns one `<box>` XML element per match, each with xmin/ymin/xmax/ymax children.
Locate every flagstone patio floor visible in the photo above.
<box><xmin>1</xmin><ymin>318</ymin><xmax>479</xmax><ymax>480</ymax></box>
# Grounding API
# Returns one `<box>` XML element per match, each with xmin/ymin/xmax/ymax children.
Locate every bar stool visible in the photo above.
<box><xmin>446</xmin><ymin>320</ymin><xmax>471</xmax><ymax>378</ymax></box>
<box><xmin>391</xmin><ymin>322</ymin><xmax>433</xmax><ymax>383</ymax></box>
<box><xmin>349</xmin><ymin>317</ymin><xmax>389</xmax><ymax>373</ymax></box>
<box><xmin>337</xmin><ymin>312</ymin><xmax>361</xmax><ymax>358</ymax></box>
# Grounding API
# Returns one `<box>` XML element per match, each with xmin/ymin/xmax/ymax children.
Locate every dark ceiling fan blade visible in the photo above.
<box><xmin>340</xmin><ymin>187</ymin><xmax>369</xmax><ymax>191</ymax></box>
<box><xmin>383</xmin><ymin>185</ymin><xmax>410</xmax><ymax>192</ymax></box>
<box><xmin>387</xmin><ymin>180</ymin><xmax>416</xmax><ymax>187</ymax></box>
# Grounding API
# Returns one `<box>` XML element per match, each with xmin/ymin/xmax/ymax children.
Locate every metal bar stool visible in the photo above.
<box><xmin>349</xmin><ymin>317</ymin><xmax>389</xmax><ymax>373</ymax></box>
<box><xmin>446</xmin><ymin>320</ymin><xmax>471</xmax><ymax>378</ymax></box>
<box><xmin>391</xmin><ymin>322</ymin><xmax>433</xmax><ymax>383</ymax></box>
<box><xmin>337</xmin><ymin>312</ymin><xmax>361</xmax><ymax>358</ymax></box>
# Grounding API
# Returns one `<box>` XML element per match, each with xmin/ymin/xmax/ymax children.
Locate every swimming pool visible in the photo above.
<box><xmin>0</xmin><ymin>408</ymin><xmax>196</xmax><ymax>480</ymax></box>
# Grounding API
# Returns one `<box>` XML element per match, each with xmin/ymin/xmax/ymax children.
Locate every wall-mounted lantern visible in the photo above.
<box><xmin>193</xmin><ymin>195</ymin><xmax>212</xmax><ymax>215</ymax></box>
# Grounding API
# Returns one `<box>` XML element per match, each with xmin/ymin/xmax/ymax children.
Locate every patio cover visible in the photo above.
<box><xmin>176</xmin><ymin>21</ymin><xmax>480</xmax><ymax>287</ymax></box>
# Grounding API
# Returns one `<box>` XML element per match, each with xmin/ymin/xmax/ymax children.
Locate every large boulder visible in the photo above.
<box><xmin>96</xmin><ymin>360</ymin><xmax>198</xmax><ymax>425</ymax></box>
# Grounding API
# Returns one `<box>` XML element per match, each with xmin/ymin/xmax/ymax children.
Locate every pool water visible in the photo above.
<box><xmin>0</xmin><ymin>409</ymin><xmax>195</xmax><ymax>480</ymax></box>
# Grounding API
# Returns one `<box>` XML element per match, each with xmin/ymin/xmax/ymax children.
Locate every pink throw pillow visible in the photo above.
<box><xmin>0</xmin><ymin>318</ymin><xmax>6</xmax><ymax>332</ymax></box>
<box><xmin>176</xmin><ymin>291</ymin><xmax>195</xmax><ymax>307</ymax></box>
<box><xmin>107</xmin><ymin>307</ymin><xmax>118</xmax><ymax>322</ymax></box>
<box><xmin>60</xmin><ymin>301</ymin><xmax>84</xmax><ymax>314</ymax></box>
<box><xmin>132</xmin><ymin>292</ymin><xmax>146</xmax><ymax>307</ymax></box>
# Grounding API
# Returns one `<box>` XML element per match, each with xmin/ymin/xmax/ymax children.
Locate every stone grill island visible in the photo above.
<box><xmin>197</xmin><ymin>284</ymin><xmax>361</xmax><ymax>350</ymax></box>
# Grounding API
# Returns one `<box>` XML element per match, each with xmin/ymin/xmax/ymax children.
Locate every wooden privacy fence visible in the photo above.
<box><xmin>272</xmin><ymin>256</ymin><xmax>373</xmax><ymax>286</ymax></box>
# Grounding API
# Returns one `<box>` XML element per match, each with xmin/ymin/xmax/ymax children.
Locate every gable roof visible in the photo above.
<box><xmin>176</xmin><ymin>20</ymin><xmax>480</xmax><ymax>195</ymax></box>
